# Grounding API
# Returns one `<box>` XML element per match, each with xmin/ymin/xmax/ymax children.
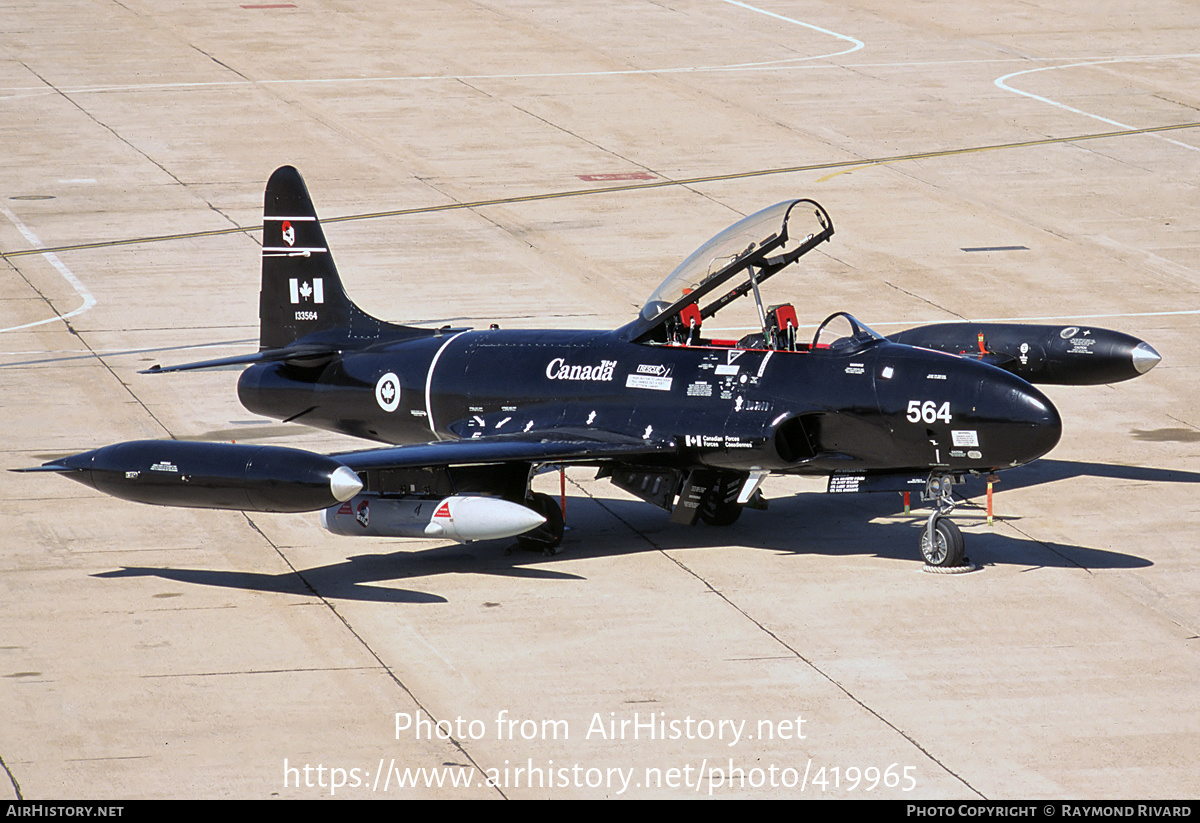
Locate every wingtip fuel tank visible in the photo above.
<box><xmin>21</xmin><ymin>440</ymin><xmax>362</xmax><ymax>513</ymax></box>
<box><xmin>888</xmin><ymin>323</ymin><xmax>1160</xmax><ymax>385</ymax></box>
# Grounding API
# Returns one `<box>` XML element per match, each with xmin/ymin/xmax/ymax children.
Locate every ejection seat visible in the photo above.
<box><xmin>677</xmin><ymin>303</ymin><xmax>702</xmax><ymax>346</ymax></box>
<box><xmin>738</xmin><ymin>303</ymin><xmax>800</xmax><ymax>351</ymax></box>
<box><xmin>768</xmin><ymin>304</ymin><xmax>799</xmax><ymax>351</ymax></box>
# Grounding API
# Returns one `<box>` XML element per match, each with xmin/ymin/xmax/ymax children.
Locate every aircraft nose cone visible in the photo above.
<box><xmin>1008</xmin><ymin>384</ymin><xmax>1062</xmax><ymax>466</ymax></box>
<box><xmin>1131</xmin><ymin>341</ymin><xmax>1161</xmax><ymax>375</ymax></box>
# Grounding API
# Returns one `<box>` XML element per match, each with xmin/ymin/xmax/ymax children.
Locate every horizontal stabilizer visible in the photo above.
<box><xmin>139</xmin><ymin>343</ymin><xmax>342</xmax><ymax>374</ymax></box>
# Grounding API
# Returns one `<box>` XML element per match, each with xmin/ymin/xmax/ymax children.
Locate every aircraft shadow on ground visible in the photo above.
<box><xmin>91</xmin><ymin>456</ymin><xmax>1182</xmax><ymax>603</ymax></box>
<box><xmin>961</xmin><ymin>457</ymin><xmax>1200</xmax><ymax>494</ymax></box>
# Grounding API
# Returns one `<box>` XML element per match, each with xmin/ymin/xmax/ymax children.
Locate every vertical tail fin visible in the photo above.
<box><xmin>260</xmin><ymin>166</ymin><xmax>418</xmax><ymax>350</ymax></box>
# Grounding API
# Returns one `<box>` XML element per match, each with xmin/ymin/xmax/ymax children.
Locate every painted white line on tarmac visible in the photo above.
<box><xmin>0</xmin><ymin>2</ymin><xmax>862</xmax><ymax>99</ymax></box>
<box><xmin>6</xmin><ymin>49</ymin><xmax>1200</xmax><ymax>100</ymax></box>
<box><xmin>714</xmin><ymin>0</ymin><xmax>863</xmax><ymax>55</ymax></box>
<box><xmin>995</xmin><ymin>56</ymin><xmax>1200</xmax><ymax>153</ymax></box>
<box><xmin>3</xmin><ymin>308</ymin><xmax>1193</xmax><ymax>364</ymax></box>
<box><xmin>0</xmin><ymin>202</ymin><xmax>96</xmax><ymax>333</ymax></box>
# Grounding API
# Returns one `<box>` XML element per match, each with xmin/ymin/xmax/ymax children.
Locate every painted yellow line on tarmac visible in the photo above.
<box><xmin>2</xmin><ymin>121</ymin><xmax>1197</xmax><ymax>261</ymax></box>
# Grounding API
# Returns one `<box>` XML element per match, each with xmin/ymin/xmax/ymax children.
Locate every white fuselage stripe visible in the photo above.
<box><xmin>425</xmin><ymin>331</ymin><xmax>469</xmax><ymax>440</ymax></box>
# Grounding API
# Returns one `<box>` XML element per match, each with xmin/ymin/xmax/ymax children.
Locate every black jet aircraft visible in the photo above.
<box><xmin>19</xmin><ymin>167</ymin><xmax>1161</xmax><ymax>568</ymax></box>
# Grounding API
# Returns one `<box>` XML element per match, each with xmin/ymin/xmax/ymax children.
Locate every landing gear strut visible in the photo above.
<box><xmin>919</xmin><ymin>474</ymin><xmax>968</xmax><ymax>569</ymax></box>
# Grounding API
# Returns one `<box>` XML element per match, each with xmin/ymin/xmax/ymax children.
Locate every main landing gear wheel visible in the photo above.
<box><xmin>516</xmin><ymin>492</ymin><xmax>565</xmax><ymax>556</ymax></box>
<box><xmin>920</xmin><ymin>516</ymin><xmax>964</xmax><ymax>568</ymax></box>
<box><xmin>699</xmin><ymin>499</ymin><xmax>743</xmax><ymax>526</ymax></box>
<box><xmin>698</xmin><ymin>472</ymin><xmax>745</xmax><ymax>526</ymax></box>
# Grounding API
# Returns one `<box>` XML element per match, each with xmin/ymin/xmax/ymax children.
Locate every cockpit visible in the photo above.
<box><xmin>620</xmin><ymin>198</ymin><xmax>883</xmax><ymax>355</ymax></box>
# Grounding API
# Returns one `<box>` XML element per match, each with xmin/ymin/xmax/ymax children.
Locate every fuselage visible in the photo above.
<box><xmin>237</xmin><ymin>327</ymin><xmax>1062</xmax><ymax>477</ymax></box>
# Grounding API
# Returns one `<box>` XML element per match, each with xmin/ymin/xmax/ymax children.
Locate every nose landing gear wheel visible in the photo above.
<box><xmin>919</xmin><ymin>473</ymin><xmax>973</xmax><ymax>572</ymax></box>
<box><xmin>920</xmin><ymin>516</ymin><xmax>966</xmax><ymax>569</ymax></box>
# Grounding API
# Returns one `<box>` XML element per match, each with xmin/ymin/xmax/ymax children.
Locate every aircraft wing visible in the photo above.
<box><xmin>14</xmin><ymin>429</ymin><xmax>677</xmax><ymax>517</ymax></box>
<box><xmin>333</xmin><ymin>430</ymin><xmax>676</xmax><ymax>471</ymax></box>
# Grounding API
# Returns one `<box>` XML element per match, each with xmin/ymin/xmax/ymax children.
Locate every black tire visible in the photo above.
<box><xmin>516</xmin><ymin>492</ymin><xmax>565</xmax><ymax>554</ymax></box>
<box><xmin>698</xmin><ymin>472</ymin><xmax>745</xmax><ymax>526</ymax></box>
<box><xmin>700</xmin><ymin>498</ymin><xmax>743</xmax><ymax>526</ymax></box>
<box><xmin>920</xmin><ymin>517</ymin><xmax>965</xmax><ymax>567</ymax></box>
